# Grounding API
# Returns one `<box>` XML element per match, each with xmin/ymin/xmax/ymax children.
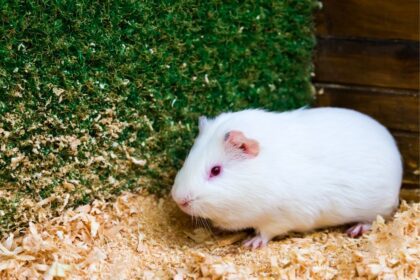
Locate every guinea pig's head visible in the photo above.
<box><xmin>171</xmin><ymin>115</ymin><xmax>261</xmax><ymax>224</ymax></box>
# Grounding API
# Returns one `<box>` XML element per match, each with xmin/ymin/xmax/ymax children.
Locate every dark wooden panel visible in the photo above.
<box><xmin>400</xmin><ymin>188</ymin><xmax>419</xmax><ymax>202</ymax></box>
<box><xmin>394</xmin><ymin>132</ymin><xmax>419</xmax><ymax>188</ymax></box>
<box><xmin>316</xmin><ymin>0</ymin><xmax>419</xmax><ymax>41</ymax></box>
<box><xmin>314</xmin><ymin>38</ymin><xmax>419</xmax><ymax>90</ymax></box>
<box><xmin>315</xmin><ymin>84</ymin><xmax>419</xmax><ymax>133</ymax></box>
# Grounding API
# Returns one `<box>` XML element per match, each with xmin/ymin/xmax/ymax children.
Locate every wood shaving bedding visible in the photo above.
<box><xmin>0</xmin><ymin>191</ymin><xmax>418</xmax><ymax>279</ymax></box>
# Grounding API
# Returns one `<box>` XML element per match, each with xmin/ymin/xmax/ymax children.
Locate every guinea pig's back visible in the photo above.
<box><xmin>291</xmin><ymin>107</ymin><xmax>401</xmax><ymax>177</ymax></box>
<box><xmin>270</xmin><ymin>107</ymin><xmax>402</xmax><ymax>221</ymax></box>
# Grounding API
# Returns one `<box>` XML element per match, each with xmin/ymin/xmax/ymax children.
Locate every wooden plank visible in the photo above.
<box><xmin>316</xmin><ymin>0</ymin><xmax>420</xmax><ymax>41</ymax></box>
<box><xmin>314</xmin><ymin>38</ymin><xmax>419</xmax><ymax>90</ymax></box>
<box><xmin>394</xmin><ymin>132</ymin><xmax>420</xmax><ymax>188</ymax></box>
<box><xmin>315</xmin><ymin>84</ymin><xmax>419</xmax><ymax>133</ymax></box>
<box><xmin>400</xmin><ymin>188</ymin><xmax>419</xmax><ymax>202</ymax></box>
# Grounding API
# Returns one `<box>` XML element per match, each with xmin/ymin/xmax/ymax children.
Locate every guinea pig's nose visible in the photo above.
<box><xmin>179</xmin><ymin>199</ymin><xmax>191</xmax><ymax>208</ymax></box>
<box><xmin>173</xmin><ymin>195</ymin><xmax>193</xmax><ymax>208</ymax></box>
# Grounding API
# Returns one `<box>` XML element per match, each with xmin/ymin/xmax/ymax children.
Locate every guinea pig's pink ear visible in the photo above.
<box><xmin>198</xmin><ymin>116</ymin><xmax>208</xmax><ymax>132</ymax></box>
<box><xmin>224</xmin><ymin>130</ymin><xmax>260</xmax><ymax>157</ymax></box>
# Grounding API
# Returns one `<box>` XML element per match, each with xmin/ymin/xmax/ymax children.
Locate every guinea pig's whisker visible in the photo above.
<box><xmin>195</xmin><ymin>206</ymin><xmax>213</xmax><ymax>234</ymax></box>
<box><xmin>200</xmin><ymin>218</ymin><xmax>210</xmax><ymax>233</ymax></box>
<box><xmin>204</xmin><ymin>219</ymin><xmax>213</xmax><ymax>235</ymax></box>
<box><xmin>193</xmin><ymin>207</ymin><xmax>202</xmax><ymax>228</ymax></box>
<box><xmin>191</xmin><ymin>206</ymin><xmax>201</xmax><ymax>228</ymax></box>
<box><xmin>198</xmin><ymin>217</ymin><xmax>205</xmax><ymax>230</ymax></box>
<box><xmin>192</xmin><ymin>214</ymin><xmax>198</xmax><ymax>227</ymax></box>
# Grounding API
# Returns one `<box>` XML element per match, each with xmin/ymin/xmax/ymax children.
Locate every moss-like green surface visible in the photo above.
<box><xmin>0</xmin><ymin>0</ymin><xmax>318</xmax><ymax>233</ymax></box>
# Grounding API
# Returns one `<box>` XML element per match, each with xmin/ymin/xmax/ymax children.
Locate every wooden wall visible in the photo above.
<box><xmin>313</xmin><ymin>0</ymin><xmax>419</xmax><ymax>201</ymax></box>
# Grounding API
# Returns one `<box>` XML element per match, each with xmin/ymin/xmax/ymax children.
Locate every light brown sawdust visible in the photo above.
<box><xmin>0</xmin><ymin>191</ymin><xmax>418</xmax><ymax>279</ymax></box>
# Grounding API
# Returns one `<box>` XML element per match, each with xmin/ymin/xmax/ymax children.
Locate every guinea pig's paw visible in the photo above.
<box><xmin>346</xmin><ymin>223</ymin><xmax>372</xmax><ymax>238</ymax></box>
<box><xmin>243</xmin><ymin>234</ymin><xmax>269</xmax><ymax>249</ymax></box>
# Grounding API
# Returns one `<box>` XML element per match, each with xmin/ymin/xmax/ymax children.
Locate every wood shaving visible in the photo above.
<box><xmin>184</xmin><ymin>228</ymin><xmax>213</xmax><ymax>243</ymax></box>
<box><xmin>0</xmin><ymin>192</ymin><xmax>418</xmax><ymax>279</ymax></box>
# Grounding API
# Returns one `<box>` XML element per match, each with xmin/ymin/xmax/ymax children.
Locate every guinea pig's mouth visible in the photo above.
<box><xmin>176</xmin><ymin>199</ymin><xmax>210</xmax><ymax>219</ymax></box>
<box><xmin>175</xmin><ymin>198</ymin><xmax>196</xmax><ymax>215</ymax></box>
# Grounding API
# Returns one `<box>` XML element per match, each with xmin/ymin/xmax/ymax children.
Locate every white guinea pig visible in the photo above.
<box><xmin>171</xmin><ymin>108</ymin><xmax>402</xmax><ymax>248</ymax></box>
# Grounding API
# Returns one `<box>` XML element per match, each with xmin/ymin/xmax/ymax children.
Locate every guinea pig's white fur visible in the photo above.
<box><xmin>171</xmin><ymin>108</ymin><xmax>402</xmax><ymax>246</ymax></box>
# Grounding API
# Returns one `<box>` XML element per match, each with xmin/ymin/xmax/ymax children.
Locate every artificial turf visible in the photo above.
<box><xmin>0</xmin><ymin>0</ymin><xmax>318</xmax><ymax>233</ymax></box>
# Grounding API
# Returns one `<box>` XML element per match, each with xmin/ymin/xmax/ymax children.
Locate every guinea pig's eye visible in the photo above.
<box><xmin>210</xmin><ymin>165</ymin><xmax>222</xmax><ymax>177</ymax></box>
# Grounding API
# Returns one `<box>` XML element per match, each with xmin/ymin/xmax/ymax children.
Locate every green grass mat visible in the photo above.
<box><xmin>0</xmin><ymin>0</ymin><xmax>318</xmax><ymax>233</ymax></box>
